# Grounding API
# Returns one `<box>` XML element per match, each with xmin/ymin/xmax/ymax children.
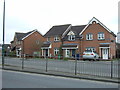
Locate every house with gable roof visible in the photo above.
<box><xmin>78</xmin><ymin>17</ymin><xmax>116</xmax><ymax>59</ymax></box>
<box><xmin>42</xmin><ymin>17</ymin><xmax>116</xmax><ymax>59</ymax></box>
<box><xmin>11</xmin><ymin>29</ymin><xmax>45</xmax><ymax>57</ymax></box>
<box><xmin>41</xmin><ymin>24</ymin><xmax>71</xmax><ymax>57</ymax></box>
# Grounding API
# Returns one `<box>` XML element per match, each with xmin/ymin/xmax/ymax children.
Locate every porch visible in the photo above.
<box><xmin>62</xmin><ymin>43</ymin><xmax>78</xmax><ymax>58</ymax></box>
<box><xmin>99</xmin><ymin>43</ymin><xmax>110</xmax><ymax>60</ymax></box>
<box><xmin>41</xmin><ymin>42</ymin><xmax>51</xmax><ymax>57</ymax></box>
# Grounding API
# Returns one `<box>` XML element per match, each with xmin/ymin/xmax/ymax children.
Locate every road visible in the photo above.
<box><xmin>2</xmin><ymin>70</ymin><xmax>118</xmax><ymax>88</ymax></box>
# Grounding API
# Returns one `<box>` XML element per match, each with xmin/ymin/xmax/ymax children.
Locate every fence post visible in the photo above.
<box><xmin>22</xmin><ymin>54</ymin><xmax>25</xmax><ymax>70</ymax></box>
<box><xmin>111</xmin><ymin>60</ymin><xmax>113</xmax><ymax>78</ymax></box>
<box><xmin>75</xmin><ymin>55</ymin><xmax>77</xmax><ymax>75</ymax></box>
<box><xmin>22</xmin><ymin>57</ymin><xmax>24</xmax><ymax>70</ymax></box>
<box><xmin>46</xmin><ymin>57</ymin><xmax>48</xmax><ymax>72</ymax></box>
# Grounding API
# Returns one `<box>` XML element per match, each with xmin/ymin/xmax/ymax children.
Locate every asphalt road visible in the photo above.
<box><xmin>4</xmin><ymin>57</ymin><xmax>118</xmax><ymax>78</ymax></box>
<box><xmin>2</xmin><ymin>70</ymin><xmax>118</xmax><ymax>88</ymax></box>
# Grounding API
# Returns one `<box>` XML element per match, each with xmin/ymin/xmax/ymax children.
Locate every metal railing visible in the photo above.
<box><xmin>2</xmin><ymin>54</ymin><xmax>119</xmax><ymax>79</ymax></box>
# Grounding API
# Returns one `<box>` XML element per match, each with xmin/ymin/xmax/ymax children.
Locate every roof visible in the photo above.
<box><xmin>41</xmin><ymin>44</ymin><xmax>50</xmax><ymax>48</ymax></box>
<box><xmin>15</xmin><ymin>32</ymin><xmax>26</xmax><ymax>41</ymax></box>
<box><xmin>80</xmin><ymin>17</ymin><xmax>116</xmax><ymax>37</ymax></box>
<box><xmin>99</xmin><ymin>43</ymin><xmax>110</xmax><ymax>47</ymax></box>
<box><xmin>62</xmin><ymin>25</ymin><xmax>86</xmax><ymax>40</ymax></box>
<box><xmin>44</xmin><ymin>24</ymin><xmax>71</xmax><ymax>37</ymax></box>
<box><xmin>62</xmin><ymin>43</ymin><xmax>78</xmax><ymax>49</ymax></box>
<box><xmin>71</xmin><ymin>25</ymin><xmax>86</xmax><ymax>35</ymax></box>
<box><xmin>41</xmin><ymin>42</ymin><xmax>51</xmax><ymax>49</ymax></box>
<box><xmin>15</xmin><ymin>30</ymin><xmax>39</xmax><ymax>41</ymax></box>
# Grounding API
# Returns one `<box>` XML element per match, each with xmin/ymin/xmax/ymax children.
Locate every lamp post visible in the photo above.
<box><xmin>2</xmin><ymin>0</ymin><xmax>5</xmax><ymax>69</ymax></box>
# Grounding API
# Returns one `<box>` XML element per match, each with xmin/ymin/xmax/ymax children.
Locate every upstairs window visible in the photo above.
<box><xmin>54</xmin><ymin>36</ymin><xmax>60</xmax><ymax>41</ymax></box>
<box><xmin>36</xmin><ymin>40</ymin><xmax>40</xmax><ymax>45</ymax></box>
<box><xmin>47</xmin><ymin>37</ymin><xmax>50</xmax><ymax>41</ymax></box>
<box><xmin>68</xmin><ymin>35</ymin><xmax>75</xmax><ymax>41</ymax></box>
<box><xmin>98</xmin><ymin>32</ymin><xmax>105</xmax><ymax>40</ymax></box>
<box><xmin>86</xmin><ymin>33</ymin><xmax>93</xmax><ymax>40</ymax></box>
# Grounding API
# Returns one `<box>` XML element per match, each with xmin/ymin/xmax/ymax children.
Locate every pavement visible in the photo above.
<box><xmin>3</xmin><ymin>66</ymin><xmax>119</xmax><ymax>84</ymax></box>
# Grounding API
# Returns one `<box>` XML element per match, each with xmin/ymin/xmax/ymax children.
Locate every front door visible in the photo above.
<box><xmin>65</xmin><ymin>49</ymin><xmax>70</xmax><ymax>57</ymax></box>
<box><xmin>45</xmin><ymin>49</ymin><xmax>48</xmax><ymax>57</ymax></box>
<box><xmin>72</xmin><ymin>49</ymin><xmax>75</xmax><ymax>57</ymax></box>
<box><xmin>102</xmin><ymin>48</ymin><xmax>109</xmax><ymax>59</ymax></box>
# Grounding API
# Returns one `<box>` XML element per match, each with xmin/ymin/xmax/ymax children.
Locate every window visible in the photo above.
<box><xmin>36</xmin><ymin>40</ymin><xmax>40</xmax><ymax>45</ymax></box>
<box><xmin>86</xmin><ymin>47</ymin><xmax>96</xmax><ymax>52</ymax></box>
<box><xmin>47</xmin><ymin>37</ymin><xmax>50</xmax><ymax>41</ymax></box>
<box><xmin>98</xmin><ymin>32</ymin><xmax>105</xmax><ymax>40</ymax></box>
<box><xmin>86</xmin><ymin>33</ymin><xmax>93</xmax><ymax>40</ymax></box>
<box><xmin>54</xmin><ymin>36</ymin><xmax>60</xmax><ymax>41</ymax></box>
<box><xmin>68</xmin><ymin>35</ymin><xmax>75</xmax><ymax>41</ymax></box>
<box><xmin>54</xmin><ymin>48</ymin><xmax>59</xmax><ymax>55</ymax></box>
<box><xmin>16</xmin><ymin>41</ymin><xmax>21</xmax><ymax>45</ymax></box>
<box><xmin>18</xmin><ymin>41</ymin><xmax>21</xmax><ymax>44</ymax></box>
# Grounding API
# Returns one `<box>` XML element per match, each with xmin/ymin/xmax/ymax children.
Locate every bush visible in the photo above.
<box><xmin>9</xmin><ymin>51</ymin><xmax>16</xmax><ymax>57</ymax></box>
<box><xmin>63</xmin><ymin>57</ymin><xmax>69</xmax><ymax>61</ymax></box>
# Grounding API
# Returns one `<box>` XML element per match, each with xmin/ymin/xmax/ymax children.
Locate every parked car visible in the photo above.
<box><xmin>82</xmin><ymin>50</ymin><xmax>99</xmax><ymax>61</ymax></box>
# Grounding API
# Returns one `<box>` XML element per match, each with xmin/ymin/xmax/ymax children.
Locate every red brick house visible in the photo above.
<box><xmin>11</xmin><ymin>29</ymin><xmax>45</xmax><ymax>57</ymax></box>
<box><xmin>79</xmin><ymin>17</ymin><xmax>116</xmax><ymax>59</ymax></box>
<box><xmin>42</xmin><ymin>24</ymin><xmax>71</xmax><ymax>57</ymax></box>
<box><xmin>42</xmin><ymin>17</ymin><xmax>116</xmax><ymax>59</ymax></box>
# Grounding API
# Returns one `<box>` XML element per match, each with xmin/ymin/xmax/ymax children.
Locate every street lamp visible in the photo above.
<box><xmin>2</xmin><ymin>0</ymin><xmax>5</xmax><ymax>69</ymax></box>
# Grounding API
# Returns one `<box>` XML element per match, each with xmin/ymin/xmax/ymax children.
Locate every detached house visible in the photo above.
<box><xmin>11</xmin><ymin>29</ymin><xmax>45</xmax><ymax>57</ymax></box>
<box><xmin>42</xmin><ymin>17</ymin><xmax>116</xmax><ymax>59</ymax></box>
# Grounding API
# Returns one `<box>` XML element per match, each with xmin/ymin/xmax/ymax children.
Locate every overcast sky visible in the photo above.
<box><xmin>0</xmin><ymin>0</ymin><xmax>119</xmax><ymax>44</ymax></box>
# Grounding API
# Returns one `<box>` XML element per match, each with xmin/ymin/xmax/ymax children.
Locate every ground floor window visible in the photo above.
<box><xmin>64</xmin><ymin>49</ymin><xmax>76</xmax><ymax>58</ymax></box>
<box><xmin>86</xmin><ymin>47</ymin><xmax>96</xmax><ymax>52</ymax></box>
<box><xmin>54</xmin><ymin>48</ymin><xmax>59</xmax><ymax>55</ymax></box>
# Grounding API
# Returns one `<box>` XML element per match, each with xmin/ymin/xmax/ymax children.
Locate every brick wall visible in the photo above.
<box><xmin>23</xmin><ymin>31</ymin><xmax>45</xmax><ymax>56</ymax></box>
<box><xmin>81</xmin><ymin>23</ymin><xmax>116</xmax><ymax>59</ymax></box>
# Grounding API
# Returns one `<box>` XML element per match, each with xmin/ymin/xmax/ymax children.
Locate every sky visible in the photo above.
<box><xmin>0</xmin><ymin>0</ymin><xmax>119</xmax><ymax>44</ymax></box>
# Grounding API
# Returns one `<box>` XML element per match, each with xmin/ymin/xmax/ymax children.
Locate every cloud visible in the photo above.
<box><xmin>0</xmin><ymin>0</ymin><xmax>119</xmax><ymax>43</ymax></box>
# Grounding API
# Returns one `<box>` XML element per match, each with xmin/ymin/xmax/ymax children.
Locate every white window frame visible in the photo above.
<box><xmin>68</xmin><ymin>35</ymin><xmax>75</xmax><ymax>41</ymax></box>
<box><xmin>54</xmin><ymin>48</ymin><xmax>59</xmax><ymax>55</ymax></box>
<box><xmin>86</xmin><ymin>47</ymin><xmax>96</xmax><ymax>52</ymax></box>
<box><xmin>86</xmin><ymin>33</ymin><xmax>93</xmax><ymax>40</ymax></box>
<box><xmin>54</xmin><ymin>36</ymin><xmax>60</xmax><ymax>41</ymax></box>
<box><xmin>98</xmin><ymin>32</ymin><xmax>105</xmax><ymax>40</ymax></box>
<box><xmin>65</xmin><ymin>49</ymin><xmax>70</xmax><ymax>57</ymax></box>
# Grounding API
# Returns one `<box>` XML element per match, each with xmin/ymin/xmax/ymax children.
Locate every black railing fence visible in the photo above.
<box><xmin>2</xmin><ymin>54</ymin><xmax>119</xmax><ymax>79</ymax></box>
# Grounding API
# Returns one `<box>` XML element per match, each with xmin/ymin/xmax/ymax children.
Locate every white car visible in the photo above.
<box><xmin>82</xmin><ymin>50</ymin><xmax>99</xmax><ymax>61</ymax></box>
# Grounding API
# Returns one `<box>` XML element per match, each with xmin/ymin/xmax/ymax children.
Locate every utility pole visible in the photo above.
<box><xmin>2</xmin><ymin>0</ymin><xmax>5</xmax><ymax>69</ymax></box>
